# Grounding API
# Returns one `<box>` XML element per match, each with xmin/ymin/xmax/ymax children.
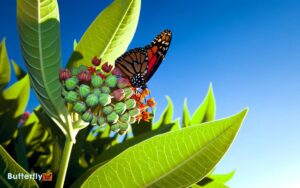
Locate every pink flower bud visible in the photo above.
<box><xmin>59</xmin><ymin>69</ymin><xmax>71</xmax><ymax>81</ymax></box>
<box><xmin>19</xmin><ymin>111</ymin><xmax>30</xmax><ymax>125</ymax></box>
<box><xmin>78</xmin><ymin>70</ymin><xmax>91</xmax><ymax>83</ymax></box>
<box><xmin>92</xmin><ymin>56</ymin><xmax>101</xmax><ymax>66</ymax></box>
<box><xmin>113</xmin><ymin>89</ymin><xmax>125</xmax><ymax>101</ymax></box>
<box><xmin>112</xmin><ymin>67</ymin><xmax>123</xmax><ymax>76</ymax></box>
<box><xmin>117</xmin><ymin>77</ymin><xmax>130</xmax><ymax>88</ymax></box>
<box><xmin>101</xmin><ymin>62</ymin><xmax>113</xmax><ymax>73</ymax></box>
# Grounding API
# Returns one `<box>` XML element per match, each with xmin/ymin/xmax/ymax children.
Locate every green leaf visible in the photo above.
<box><xmin>0</xmin><ymin>38</ymin><xmax>11</xmax><ymax>91</ymax></box>
<box><xmin>17</xmin><ymin>0</ymin><xmax>72</xmax><ymax>138</ymax></box>
<box><xmin>196</xmin><ymin>171</ymin><xmax>235</xmax><ymax>187</ymax></box>
<box><xmin>0</xmin><ymin>75</ymin><xmax>30</xmax><ymax>117</ymax></box>
<box><xmin>190</xmin><ymin>84</ymin><xmax>216</xmax><ymax>125</ymax></box>
<box><xmin>14</xmin><ymin>127</ymin><xmax>29</xmax><ymax>171</ymax></box>
<box><xmin>182</xmin><ymin>98</ymin><xmax>191</xmax><ymax>127</ymax></box>
<box><xmin>71</xmin><ymin>123</ymin><xmax>174</xmax><ymax>188</ymax></box>
<box><xmin>94</xmin><ymin>123</ymin><xmax>174</xmax><ymax>167</ymax></box>
<box><xmin>192</xmin><ymin>181</ymin><xmax>228</xmax><ymax>188</ymax></box>
<box><xmin>0</xmin><ymin>145</ymin><xmax>39</xmax><ymax>188</ymax></box>
<box><xmin>152</xmin><ymin>96</ymin><xmax>174</xmax><ymax>129</ymax></box>
<box><xmin>11</xmin><ymin>60</ymin><xmax>26</xmax><ymax>80</ymax></box>
<box><xmin>73</xmin><ymin>39</ymin><xmax>78</xmax><ymax>50</ymax></box>
<box><xmin>0</xmin><ymin>75</ymin><xmax>30</xmax><ymax>143</ymax></box>
<box><xmin>81</xmin><ymin>108</ymin><xmax>248</xmax><ymax>187</ymax></box>
<box><xmin>209</xmin><ymin>170</ymin><xmax>235</xmax><ymax>184</ymax></box>
<box><xmin>67</xmin><ymin>0</ymin><xmax>141</xmax><ymax>68</ymax></box>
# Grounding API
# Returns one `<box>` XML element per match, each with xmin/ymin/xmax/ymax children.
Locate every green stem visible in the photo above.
<box><xmin>55</xmin><ymin>137</ymin><xmax>73</xmax><ymax>188</ymax></box>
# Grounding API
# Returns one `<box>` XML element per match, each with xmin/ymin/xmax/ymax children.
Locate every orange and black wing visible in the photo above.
<box><xmin>145</xmin><ymin>29</ymin><xmax>172</xmax><ymax>81</ymax></box>
<box><xmin>115</xmin><ymin>48</ymin><xmax>148</xmax><ymax>79</ymax></box>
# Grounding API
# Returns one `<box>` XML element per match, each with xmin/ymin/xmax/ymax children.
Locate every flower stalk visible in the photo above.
<box><xmin>55</xmin><ymin>137</ymin><xmax>73</xmax><ymax>188</ymax></box>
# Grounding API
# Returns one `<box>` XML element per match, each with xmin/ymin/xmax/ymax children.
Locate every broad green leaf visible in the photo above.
<box><xmin>0</xmin><ymin>75</ymin><xmax>30</xmax><ymax>143</ymax></box>
<box><xmin>152</xmin><ymin>96</ymin><xmax>174</xmax><ymax>129</ymax></box>
<box><xmin>0</xmin><ymin>145</ymin><xmax>39</xmax><ymax>188</ymax></box>
<box><xmin>67</xmin><ymin>0</ymin><xmax>141</xmax><ymax>68</ymax></box>
<box><xmin>71</xmin><ymin>123</ymin><xmax>174</xmax><ymax>188</ymax></box>
<box><xmin>11</xmin><ymin>60</ymin><xmax>26</xmax><ymax>80</ymax></box>
<box><xmin>81</xmin><ymin>109</ymin><xmax>248</xmax><ymax>188</ymax></box>
<box><xmin>92</xmin><ymin>123</ymin><xmax>174</xmax><ymax>167</ymax></box>
<box><xmin>182</xmin><ymin>98</ymin><xmax>191</xmax><ymax>127</ymax></box>
<box><xmin>0</xmin><ymin>38</ymin><xmax>11</xmax><ymax>91</ymax></box>
<box><xmin>17</xmin><ymin>0</ymin><xmax>72</xmax><ymax>138</ymax></box>
<box><xmin>190</xmin><ymin>84</ymin><xmax>216</xmax><ymax>125</ymax></box>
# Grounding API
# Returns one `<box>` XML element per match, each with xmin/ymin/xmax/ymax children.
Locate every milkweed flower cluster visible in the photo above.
<box><xmin>59</xmin><ymin>56</ymin><xmax>156</xmax><ymax>134</ymax></box>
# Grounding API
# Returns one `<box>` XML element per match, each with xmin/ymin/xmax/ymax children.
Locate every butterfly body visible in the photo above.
<box><xmin>115</xmin><ymin>30</ymin><xmax>172</xmax><ymax>89</ymax></box>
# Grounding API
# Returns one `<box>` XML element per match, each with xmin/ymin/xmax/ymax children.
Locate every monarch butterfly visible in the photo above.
<box><xmin>115</xmin><ymin>29</ymin><xmax>172</xmax><ymax>89</ymax></box>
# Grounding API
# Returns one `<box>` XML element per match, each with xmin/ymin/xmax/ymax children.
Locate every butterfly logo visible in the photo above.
<box><xmin>115</xmin><ymin>29</ymin><xmax>172</xmax><ymax>89</ymax></box>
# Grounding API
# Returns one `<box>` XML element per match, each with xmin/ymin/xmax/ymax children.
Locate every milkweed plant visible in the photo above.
<box><xmin>0</xmin><ymin>0</ymin><xmax>248</xmax><ymax>188</ymax></box>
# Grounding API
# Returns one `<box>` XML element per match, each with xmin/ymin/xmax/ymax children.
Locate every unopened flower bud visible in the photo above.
<box><xmin>92</xmin><ymin>56</ymin><xmax>101</xmax><ymax>66</ymax></box>
<box><xmin>101</xmin><ymin>62</ymin><xmax>113</xmax><ymax>73</ymax></box>
<box><xmin>119</xmin><ymin>122</ymin><xmax>129</xmax><ymax>131</ymax></box>
<box><xmin>105</xmin><ymin>75</ymin><xmax>117</xmax><ymax>88</ymax></box>
<box><xmin>129</xmin><ymin>108</ymin><xmax>140</xmax><ymax>117</ymax></box>
<box><xmin>110</xmin><ymin>124</ymin><xmax>120</xmax><ymax>132</ymax></box>
<box><xmin>124</xmin><ymin>87</ymin><xmax>134</xmax><ymax>99</ymax></box>
<box><xmin>91</xmin><ymin>75</ymin><xmax>103</xmax><ymax>88</ymax></box>
<box><xmin>91</xmin><ymin>115</ymin><xmax>98</xmax><ymax>126</ymax></box>
<box><xmin>86</xmin><ymin>94</ymin><xmax>99</xmax><ymax>107</ymax></box>
<box><xmin>61</xmin><ymin>88</ymin><xmax>68</xmax><ymax>96</ymax></box>
<box><xmin>78</xmin><ymin>70</ymin><xmax>91</xmax><ymax>83</ymax></box>
<box><xmin>79</xmin><ymin>84</ymin><xmax>91</xmax><ymax>97</ymax></box>
<box><xmin>88</xmin><ymin>66</ymin><xmax>96</xmax><ymax>74</ymax></box>
<box><xmin>112</xmin><ymin>67</ymin><xmax>123</xmax><ymax>76</ymax></box>
<box><xmin>99</xmin><ymin>94</ymin><xmax>111</xmax><ymax>106</ymax></box>
<box><xmin>101</xmin><ymin>86</ymin><xmax>110</xmax><ymax>94</ymax></box>
<box><xmin>73</xmin><ymin>102</ymin><xmax>86</xmax><ymax>113</ymax></box>
<box><xmin>65</xmin><ymin>91</ymin><xmax>78</xmax><ymax>103</ymax></box>
<box><xmin>82</xmin><ymin>110</ymin><xmax>93</xmax><ymax>122</ymax></box>
<box><xmin>129</xmin><ymin>117</ymin><xmax>136</xmax><ymax>124</ymax></box>
<box><xmin>112</xmin><ymin>89</ymin><xmax>125</xmax><ymax>101</ymax></box>
<box><xmin>114</xmin><ymin>102</ymin><xmax>126</xmax><ymax>115</ymax></box>
<box><xmin>103</xmin><ymin>105</ymin><xmax>113</xmax><ymax>115</ymax></box>
<box><xmin>107</xmin><ymin>112</ymin><xmax>119</xmax><ymax>124</ymax></box>
<box><xmin>120</xmin><ymin>113</ymin><xmax>130</xmax><ymax>123</ymax></box>
<box><xmin>125</xmin><ymin>99</ymin><xmax>136</xmax><ymax>109</ymax></box>
<box><xmin>59</xmin><ymin>69</ymin><xmax>71</xmax><ymax>81</ymax></box>
<box><xmin>117</xmin><ymin>77</ymin><xmax>130</xmax><ymax>88</ymax></box>
<box><xmin>93</xmin><ymin>88</ymin><xmax>102</xmax><ymax>96</ymax></box>
<box><xmin>19</xmin><ymin>112</ymin><xmax>30</xmax><ymax>125</ymax></box>
<box><xmin>65</xmin><ymin>78</ymin><xmax>78</xmax><ymax>90</ymax></box>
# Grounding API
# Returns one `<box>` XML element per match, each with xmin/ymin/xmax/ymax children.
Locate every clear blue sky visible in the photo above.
<box><xmin>1</xmin><ymin>0</ymin><xmax>300</xmax><ymax>187</ymax></box>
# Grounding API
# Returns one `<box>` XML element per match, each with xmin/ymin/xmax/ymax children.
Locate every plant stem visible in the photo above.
<box><xmin>55</xmin><ymin>137</ymin><xmax>73</xmax><ymax>188</ymax></box>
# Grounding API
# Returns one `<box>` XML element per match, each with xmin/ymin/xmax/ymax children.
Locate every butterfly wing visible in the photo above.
<box><xmin>145</xmin><ymin>29</ymin><xmax>172</xmax><ymax>82</ymax></box>
<box><xmin>115</xmin><ymin>48</ymin><xmax>148</xmax><ymax>87</ymax></box>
